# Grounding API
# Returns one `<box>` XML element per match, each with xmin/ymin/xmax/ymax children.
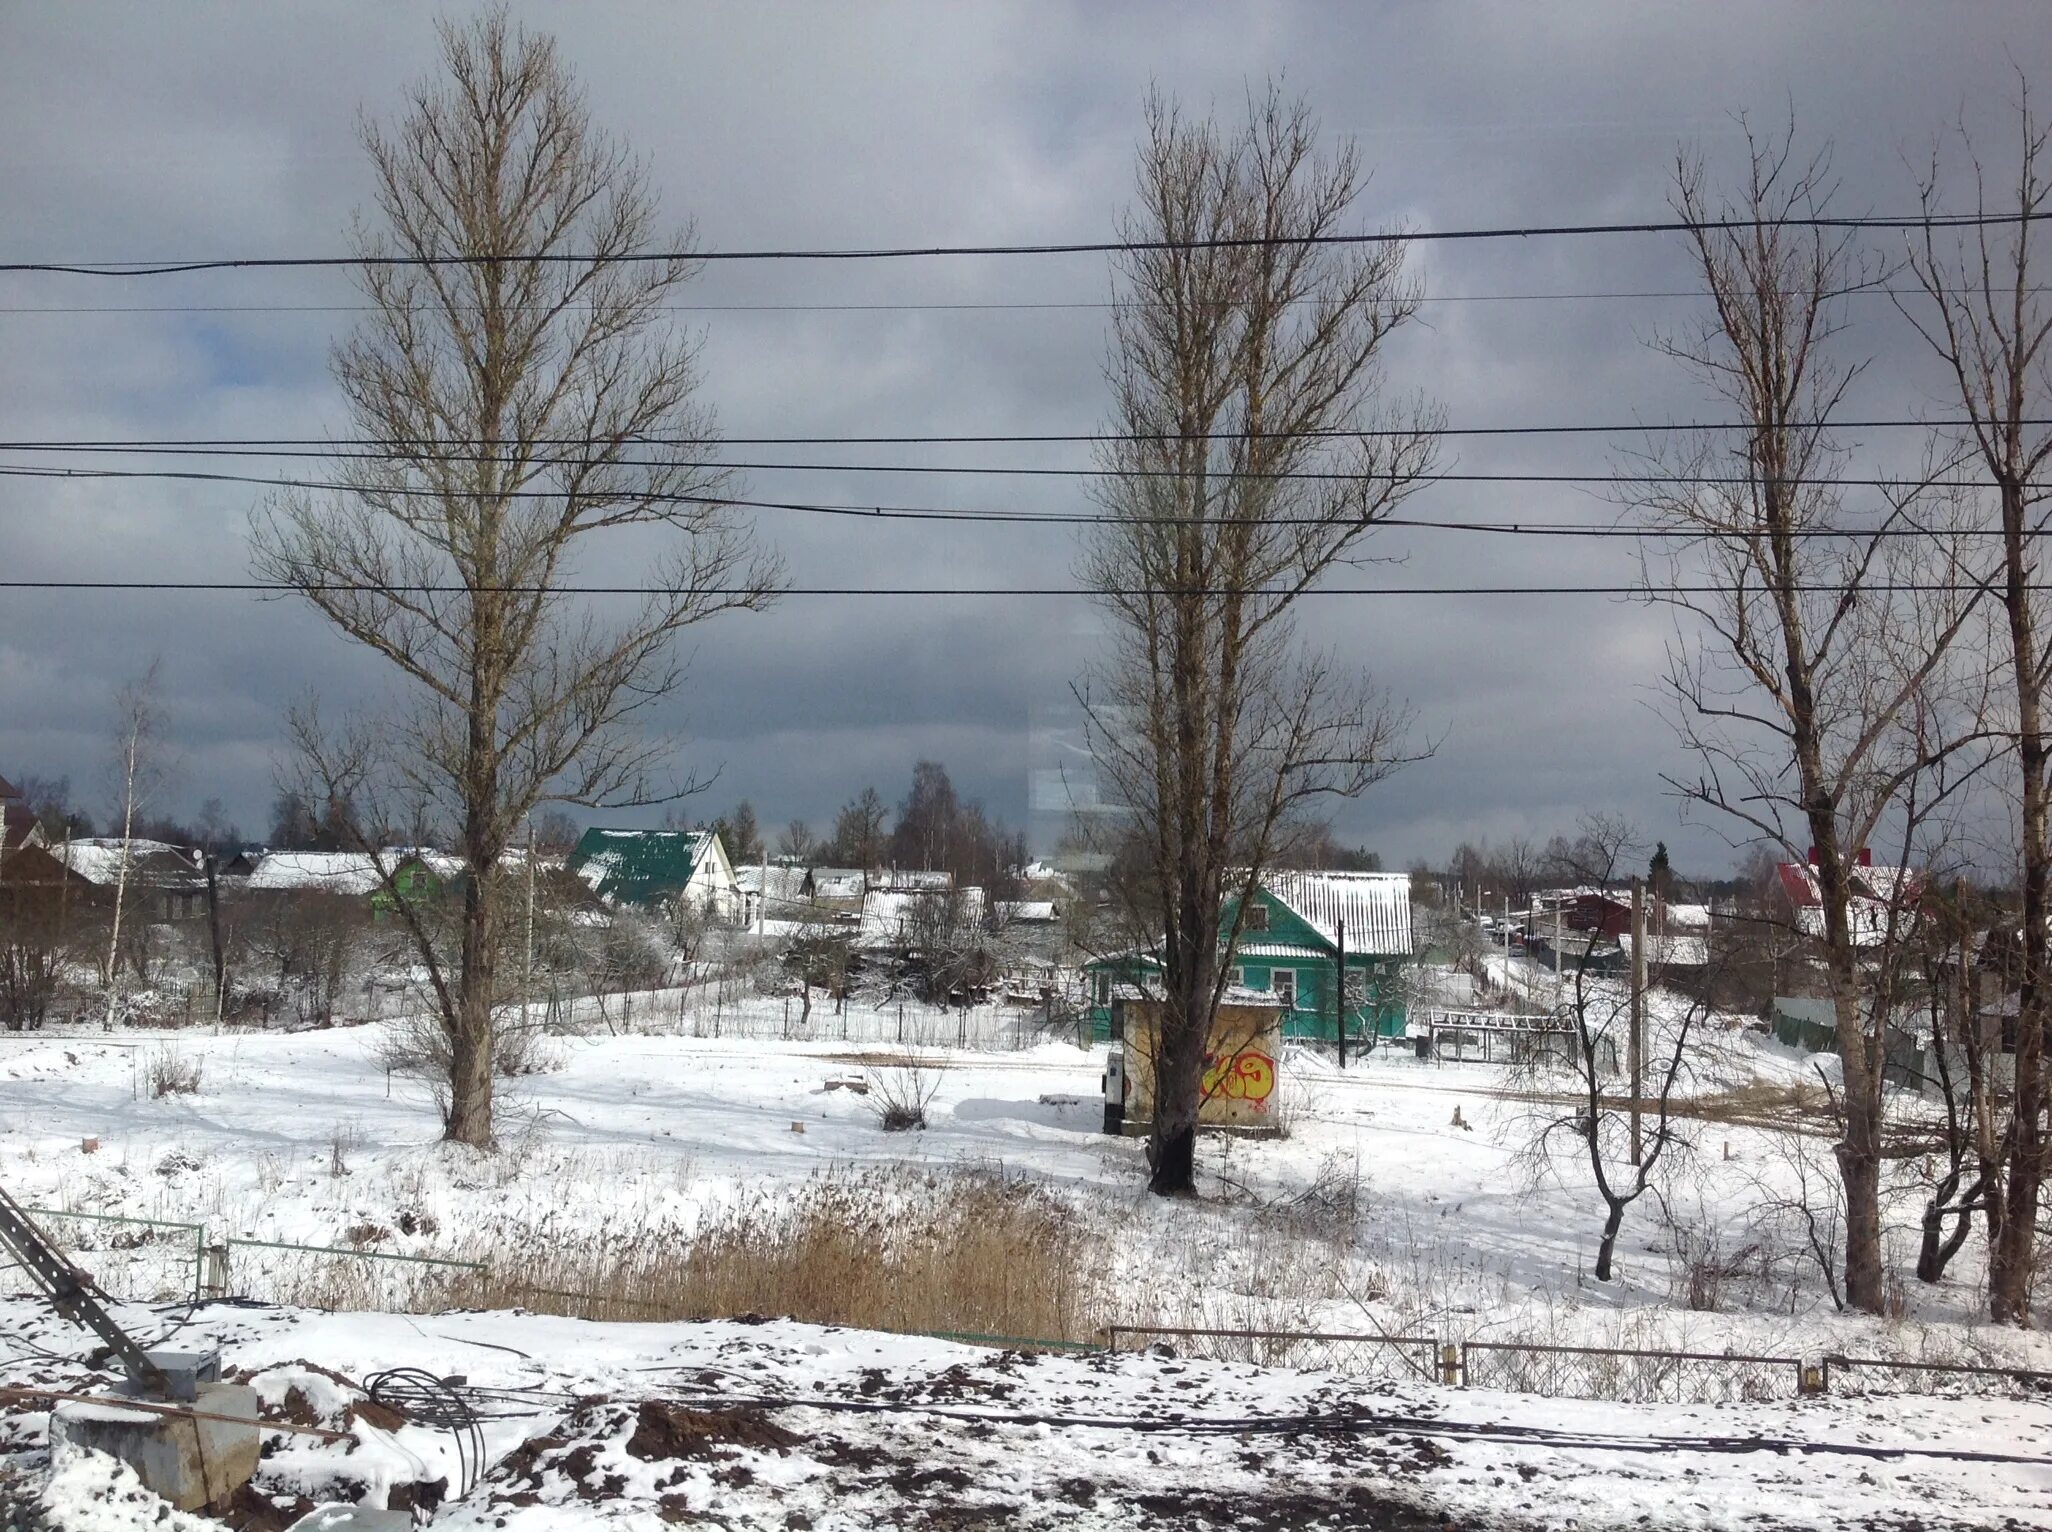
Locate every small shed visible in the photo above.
<box><xmin>1114</xmin><ymin>991</ymin><xmax>1285</xmax><ymax>1136</ymax></box>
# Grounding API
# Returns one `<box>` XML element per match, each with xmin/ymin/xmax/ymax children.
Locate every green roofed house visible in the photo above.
<box><xmin>567</xmin><ymin>828</ymin><xmax>742</xmax><ymax>922</ymax></box>
<box><xmin>1085</xmin><ymin>870</ymin><xmax>1414</xmax><ymax>1045</ymax></box>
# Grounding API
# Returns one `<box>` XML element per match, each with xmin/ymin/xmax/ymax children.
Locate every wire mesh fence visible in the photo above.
<box><xmin>1820</xmin><ymin>1353</ymin><xmax>2052</xmax><ymax>1398</ymax></box>
<box><xmin>215</xmin><ymin>1237</ymin><xmax>486</xmax><ymax>1313</ymax></box>
<box><xmin>556</xmin><ymin>990</ymin><xmax>1062</xmax><ymax>1051</ymax></box>
<box><xmin>1460</xmin><ymin>1340</ymin><xmax>1804</xmax><ymax>1404</ymax></box>
<box><xmin>1105</xmin><ymin>1324</ymin><xmax>1442</xmax><ymax>1384</ymax></box>
<box><xmin>22</xmin><ymin>1208</ymin><xmax>203</xmax><ymax>1306</ymax></box>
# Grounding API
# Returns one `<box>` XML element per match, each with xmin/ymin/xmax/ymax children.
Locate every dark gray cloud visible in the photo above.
<box><xmin>2</xmin><ymin>2</ymin><xmax>2046</xmax><ymax>868</ymax></box>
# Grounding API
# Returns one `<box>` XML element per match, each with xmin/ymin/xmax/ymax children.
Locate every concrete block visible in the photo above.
<box><xmin>49</xmin><ymin>1382</ymin><xmax>261</xmax><ymax>1512</ymax></box>
<box><xmin>286</xmin><ymin>1508</ymin><xmax>415</xmax><ymax>1531</ymax></box>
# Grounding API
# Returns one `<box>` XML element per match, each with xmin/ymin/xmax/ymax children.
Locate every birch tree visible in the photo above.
<box><xmin>102</xmin><ymin>660</ymin><xmax>169</xmax><ymax>1026</ymax></box>
<box><xmin>1080</xmin><ymin>86</ymin><xmax>1439</xmax><ymax>1195</ymax></box>
<box><xmin>1900</xmin><ymin>85</ymin><xmax>2052</xmax><ymax>1322</ymax></box>
<box><xmin>252</xmin><ymin>12</ymin><xmax>780</xmax><ymax>1146</ymax></box>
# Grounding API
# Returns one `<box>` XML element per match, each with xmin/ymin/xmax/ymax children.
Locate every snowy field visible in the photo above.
<box><xmin>0</xmin><ymin>1002</ymin><xmax>2047</xmax><ymax>1369</ymax></box>
<box><xmin>4</xmin><ymin>1003</ymin><xmax>2052</xmax><ymax>1525</ymax></box>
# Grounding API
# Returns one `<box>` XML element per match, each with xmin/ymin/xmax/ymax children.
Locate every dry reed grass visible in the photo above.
<box><xmin>252</xmin><ymin>1164</ymin><xmax>1104</xmax><ymax>1345</ymax></box>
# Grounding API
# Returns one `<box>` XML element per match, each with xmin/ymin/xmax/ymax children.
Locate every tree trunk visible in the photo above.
<box><xmin>1994</xmin><ymin>498</ymin><xmax>2048</xmax><ymax>1320</ymax></box>
<box><xmin>1148</xmin><ymin>961</ymin><xmax>1213</xmax><ymax>1196</ymax></box>
<box><xmin>1594</xmin><ymin>1198</ymin><xmax>1626</xmax><ymax>1283</ymax></box>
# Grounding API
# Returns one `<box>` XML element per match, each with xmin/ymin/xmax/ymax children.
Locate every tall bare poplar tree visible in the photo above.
<box><xmin>1081</xmin><ymin>87</ymin><xmax>1439</xmax><ymax>1195</ymax></box>
<box><xmin>1901</xmin><ymin>87</ymin><xmax>2052</xmax><ymax>1323</ymax></box>
<box><xmin>1641</xmin><ymin>123</ymin><xmax>1978</xmax><ymax>1312</ymax></box>
<box><xmin>253</xmin><ymin>13</ymin><xmax>780</xmax><ymax>1146</ymax></box>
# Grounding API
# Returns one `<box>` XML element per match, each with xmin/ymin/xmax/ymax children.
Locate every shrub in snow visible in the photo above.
<box><xmin>865</xmin><ymin>1055</ymin><xmax>940</xmax><ymax>1131</ymax></box>
<box><xmin>146</xmin><ymin>1048</ymin><xmax>202</xmax><ymax>1097</ymax></box>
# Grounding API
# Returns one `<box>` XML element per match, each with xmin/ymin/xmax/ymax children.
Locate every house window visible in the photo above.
<box><xmin>1093</xmin><ymin>972</ymin><xmax>1113</xmax><ymax>1009</ymax></box>
<box><xmin>1273</xmin><ymin>969</ymin><xmax>1297</xmax><ymax>1010</ymax></box>
<box><xmin>1344</xmin><ymin>971</ymin><xmax>1368</xmax><ymax>1008</ymax></box>
<box><xmin>1227</xmin><ymin>966</ymin><xmax>1246</xmax><ymax>989</ymax></box>
<box><xmin>1242</xmin><ymin>902</ymin><xmax>1269</xmax><ymax>933</ymax></box>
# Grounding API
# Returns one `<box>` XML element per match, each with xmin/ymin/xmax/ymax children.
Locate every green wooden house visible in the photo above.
<box><xmin>1085</xmin><ymin>871</ymin><xmax>1414</xmax><ymax>1043</ymax></box>
<box><xmin>567</xmin><ymin>828</ymin><xmax>742</xmax><ymax>920</ymax></box>
<box><xmin>368</xmin><ymin>853</ymin><xmax>449</xmax><ymax>922</ymax></box>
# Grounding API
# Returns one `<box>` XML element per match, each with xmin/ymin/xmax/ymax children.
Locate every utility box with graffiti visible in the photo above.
<box><xmin>1108</xmin><ymin>993</ymin><xmax>1284</xmax><ymax>1137</ymax></box>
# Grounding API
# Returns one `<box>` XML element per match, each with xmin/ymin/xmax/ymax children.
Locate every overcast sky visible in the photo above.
<box><xmin>1</xmin><ymin>2</ymin><xmax>2046</xmax><ymax>872</ymax></box>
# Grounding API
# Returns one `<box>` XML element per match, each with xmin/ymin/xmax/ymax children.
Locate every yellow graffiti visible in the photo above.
<box><xmin>1201</xmin><ymin>1050</ymin><xmax>1277</xmax><ymax>1109</ymax></box>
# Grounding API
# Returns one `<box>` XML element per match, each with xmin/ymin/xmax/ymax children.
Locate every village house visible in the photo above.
<box><xmin>1085</xmin><ymin>869</ymin><xmax>1415</xmax><ymax>1044</ymax></box>
<box><xmin>244</xmin><ymin>849</ymin><xmax>455</xmax><ymax>921</ymax></box>
<box><xmin>567</xmin><ymin>828</ymin><xmax>742</xmax><ymax>922</ymax></box>
<box><xmin>51</xmin><ymin>838</ymin><xmax>210</xmax><ymax>922</ymax></box>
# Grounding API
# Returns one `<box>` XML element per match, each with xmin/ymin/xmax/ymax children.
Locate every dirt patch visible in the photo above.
<box><xmin>627</xmin><ymin>1401</ymin><xmax>806</xmax><ymax>1462</ymax></box>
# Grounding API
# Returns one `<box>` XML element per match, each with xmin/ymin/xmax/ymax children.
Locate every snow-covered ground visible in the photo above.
<box><xmin>4</xmin><ymin>1299</ymin><xmax>2050</xmax><ymax>1529</ymax></box>
<box><xmin>2</xmin><ymin>999</ymin><xmax>2049</xmax><ymax>1525</ymax></box>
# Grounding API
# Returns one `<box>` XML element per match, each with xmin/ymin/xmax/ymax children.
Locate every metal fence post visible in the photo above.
<box><xmin>205</xmin><ymin>1243</ymin><xmax>230</xmax><ymax>1300</ymax></box>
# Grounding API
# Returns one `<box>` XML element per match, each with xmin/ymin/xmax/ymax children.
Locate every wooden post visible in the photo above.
<box><xmin>1630</xmin><ymin>874</ymin><xmax>1646</xmax><ymax>1166</ymax></box>
<box><xmin>1335</xmin><ymin>916</ymin><xmax>1348</xmax><ymax>1070</ymax></box>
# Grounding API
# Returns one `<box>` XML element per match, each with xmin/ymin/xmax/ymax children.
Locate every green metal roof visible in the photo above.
<box><xmin>568</xmin><ymin>828</ymin><xmax>716</xmax><ymax>908</ymax></box>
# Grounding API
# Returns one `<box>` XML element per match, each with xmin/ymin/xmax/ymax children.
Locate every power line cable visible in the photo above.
<box><xmin>4</xmin><ymin>207</ymin><xmax>2046</xmax><ymax>276</ymax></box>
<box><xmin>2</xmin><ymin>416</ymin><xmax>2044</xmax><ymax>448</ymax></box>
<box><xmin>0</xmin><ymin>464</ymin><xmax>2012</xmax><ymax>540</ymax></box>
<box><xmin>1</xmin><ymin>283</ymin><xmax>2043</xmax><ymax>314</ymax></box>
<box><xmin>0</xmin><ymin>460</ymin><xmax>1999</xmax><ymax>497</ymax></box>
<box><xmin>0</xmin><ymin>579</ymin><xmax>2031</xmax><ymax>598</ymax></box>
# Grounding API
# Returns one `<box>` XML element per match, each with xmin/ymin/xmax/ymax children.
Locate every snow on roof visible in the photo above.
<box><xmin>858</xmin><ymin>886</ymin><xmax>987</xmax><ymax>946</ymax></box>
<box><xmin>1618</xmin><ymin>931</ymin><xmax>1711</xmax><ymax>968</ymax></box>
<box><xmin>568</xmin><ymin>828</ymin><xmax>719</xmax><ymax>907</ymax></box>
<box><xmin>53</xmin><ymin>838</ymin><xmax>204</xmax><ymax>887</ymax></box>
<box><xmin>248</xmin><ymin>851</ymin><xmax>391</xmax><ymax>895</ymax></box>
<box><xmin>1262</xmin><ymin>870</ymin><xmax>1413</xmax><ymax>957</ymax></box>
<box><xmin>1663</xmin><ymin>902</ymin><xmax>1712</xmax><ymax>930</ymax></box>
<box><xmin>995</xmin><ymin>899</ymin><xmax>1060</xmax><ymax>924</ymax></box>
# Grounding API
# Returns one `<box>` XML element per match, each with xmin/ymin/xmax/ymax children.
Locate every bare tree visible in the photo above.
<box><xmin>1899</xmin><ymin>85</ymin><xmax>2052</xmax><ymax>1322</ymax></box>
<box><xmin>101</xmin><ymin>660</ymin><xmax>171</xmax><ymax>1027</ymax></box>
<box><xmin>1636</xmin><ymin>120</ymin><xmax>1981</xmax><ymax>1312</ymax></box>
<box><xmin>251</xmin><ymin>13</ymin><xmax>780</xmax><ymax>1146</ymax></box>
<box><xmin>1079</xmin><ymin>85</ymin><xmax>1439</xmax><ymax>1194</ymax></box>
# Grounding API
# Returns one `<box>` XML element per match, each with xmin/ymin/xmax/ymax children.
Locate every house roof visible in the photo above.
<box><xmin>995</xmin><ymin>899</ymin><xmax>1060</xmax><ymax>924</ymax></box>
<box><xmin>1776</xmin><ymin>861</ymin><xmax>1923</xmax><ymax>948</ymax></box>
<box><xmin>1618</xmin><ymin>931</ymin><xmax>1711</xmax><ymax>968</ymax></box>
<box><xmin>0</xmin><ymin>774</ymin><xmax>18</xmax><ymax>801</ymax></box>
<box><xmin>53</xmin><ymin>838</ymin><xmax>207</xmax><ymax>889</ymax></box>
<box><xmin>1262</xmin><ymin>870</ymin><xmax>1413</xmax><ymax>957</ymax></box>
<box><xmin>737</xmin><ymin>865</ymin><xmax>812</xmax><ymax>906</ymax></box>
<box><xmin>247</xmin><ymin>851</ymin><xmax>390</xmax><ymax>896</ymax></box>
<box><xmin>568</xmin><ymin>828</ymin><xmax>721</xmax><ymax>907</ymax></box>
<box><xmin>2</xmin><ymin>803</ymin><xmax>41</xmax><ymax>852</ymax></box>
<box><xmin>858</xmin><ymin>886</ymin><xmax>987</xmax><ymax>947</ymax></box>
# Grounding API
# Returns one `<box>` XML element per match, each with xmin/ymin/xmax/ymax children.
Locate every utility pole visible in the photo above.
<box><xmin>522</xmin><ymin>819</ymin><xmax>536</xmax><ymax>1044</ymax></box>
<box><xmin>1629</xmin><ymin>874</ymin><xmax>1646</xmax><ymax>1166</ymax></box>
<box><xmin>1335</xmin><ymin>916</ymin><xmax>1347</xmax><ymax>1070</ymax></box>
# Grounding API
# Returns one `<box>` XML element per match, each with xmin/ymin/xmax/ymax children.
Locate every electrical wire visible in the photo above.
<box><xmin>0</xmin><ymin>579</ymin><xmax>2031</xmax><ymax>598</ymax></box>
<box><xmin>3</xmin><ymin>206</ymin><xmax>2046</xmax><ymax>276</ymax></box>
<box><xmin>1</xmin><ymin>282</ymin><xmax>2044</xmax><ymax>314</ymax></box>
<box><xmin>4</xmin><ymin>416</ymin><xmax>2044</xmax><ymax>445</ymax></box>
<box><xmin>0</xmin><ymin>443</ymin><xmax>2025</xmax><ymax>494</ymax></box>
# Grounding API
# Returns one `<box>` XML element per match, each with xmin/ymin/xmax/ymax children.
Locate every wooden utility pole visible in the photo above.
<box><xmin>1335</xmin><ymin>916</ymin><xmax>1348</xmax><ymax>1070</ymax></box>
<box><xmin>1630</xmin><ymin>874</ymin><xmax>1646</xmax><ymax>1166</ymax></box>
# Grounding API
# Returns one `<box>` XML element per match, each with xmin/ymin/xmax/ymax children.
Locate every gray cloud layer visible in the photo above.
<box><xmin>2</xmin><ymin>2</ymin><xmax>2046</xmax><ymax>870</ymax></box>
